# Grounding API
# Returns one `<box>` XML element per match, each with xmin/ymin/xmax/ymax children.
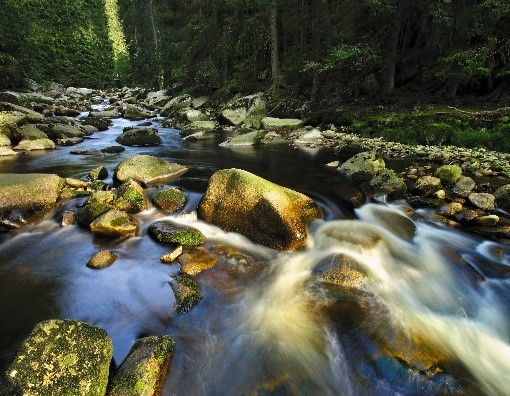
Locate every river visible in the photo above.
<box><xmin>0</xmin><ymin>104</ymin><xmax>509</xmax><ymax>395</ymax></box>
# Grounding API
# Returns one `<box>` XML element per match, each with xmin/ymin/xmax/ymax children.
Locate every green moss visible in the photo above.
<box><xmin>148</xmin><ymin>221</ymin><xmax>206</xmax><ymax>246</ymax></box>
<box><xmin>76</xmin><ymin>203</ymin><xmax>113</xmax><ymax>227</ymax></box>
<box><xmin>170</xmin><ymin>276</ymin><xmax>202</xmax><ymax>314</ymax></box>
<box><xmin>153</xmin><ymin>188</ymin><xmax>186</xmax><ymax>212</ymax></box>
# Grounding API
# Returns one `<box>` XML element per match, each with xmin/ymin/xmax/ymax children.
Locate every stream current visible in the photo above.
<box><xmin>0</xmin><ymin>105</ymin><xmax>509</xmax><ymax>395</ymax></box>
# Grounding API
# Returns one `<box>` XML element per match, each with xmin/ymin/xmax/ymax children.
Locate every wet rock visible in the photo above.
<box><xmin>114</xmin><ymin>154</ymin><xmax>188</xmax><ymax>186</ymax></box>
<box><xmin>49</xmin><ymin>124</ymin><xmax>85</xmax><ymax>139</ymax></box>
<box><xmin>86</xmin><ymin>191</ymin><xmax>116</xmax><ymax>206</ymax></box>
<box><xmin>178</xmin><ymin>248</ymin><xmax>219</xmax><ymax>276</ymax></box>
<box><xmin>107</xmin><ymin>336</ymin><xmax>175</xmax><ymax>396</ymax></box>
<box><xmin>413</xmin><ymin>176</ymin><xmax>442</xmax><ymax>198</ymax></box>
<box><xmin>13</xmin><ymin>138</ymin><xmax>55</xmax><ymax>150</ymax></box>
<box><xmin>220</xmin><ymin>94</ymin><xmax>266</xmax><ymax>128</ymax></box>
<box><xmin>261</xmin><ymin>117</ymin><xmax>303</xmax><ymax>131</ymax></box>
<box><xmin>169</xmin><ymin>275</ymin><xmax>202</xmax><ymax>314</ymax></box>
<box><xmin>123</xmin><ymin>104</ymin><xmax>152</xmax><ymax>120</ymax></box>
<box><xmin>369</xmin><ymin>169</ymin><xmax>407</xmax><ymax>200</ymax></box>
<box><xmin>175</xmin><ymin>109</ymin><xmax>210</xmax><ymax>126</ymax></box>
<box><xmin>13</xmin><ymin>124</ymin><xmax>48</xmax><ymax>140</ymax></box>
<box><xmin>61</xmin><ymin>210</ymin><xmax>77</xmax><ymax>226</ymax></box>
<box><xmin>494</xmin><ymin>184</ymin><xmax>510</xmax><ymax>211</ymax></box>
<box><xmin>90</xmin><ymin>209</ymin><xmax>138</xmax><ymax>237</ymax></box>
<box><xmin>474</xmin><ymin>215</ymin><xmax>499</xmax><ymax>226</ymax></box>
<box><xmin>57</xmin><ymin>136</ymin><xmax>85</xmax><ymax>146</ymax></box>
<box><xmin>87</xmin><ymin>250</ymin><xmax>119</xmax><ymax>269</ymax></box>
<box><xmin>220</xmin><ymin>130</ymin><xmax>266</xmax><ymax>147</ymax></box>
<box><xmin>338</xmin><ymin>152</ymin><xmax>385</xmax><ymax>183</ymax></box>
<box><xmin>115</xmin><ymin>127</ymin><xmax>162</xmax><ymax>146</ymax></box>
<box><xmin>0</xmin><ymin>103</ymin><xmax>44</xmax><ymax>123</ymax></box>
<box><xmin>293</xmin><ymin>128</ymin><xmax>323</xmax><ymax>145</ymax></box>
<box><xmin>148</xmin><ymin>221</ymin><xmax>206</xmax><ymax>246</ymax></box>
<box><xmin>455</xmin><ymin>208</ymin><xmax>486</xmax><ymax>222</ymax></box>
<box><xmin>160</xmin><ymin>245</ymin><xmax>183</xmax><ymax>263</ymax></box>
<box><xmin>101</xmin><ymin>145</ymin><xmax>125</xmax><ymax>154</ymax></box>
<box><xmin>434</xmin><ymin>164</ymin><xmax>462</xmax><ymax>185</ymax></box>
<box><xmin>88</xmin><ymin>166</ymin><xmax>108</xmax><ymax>181</ymax></box>
<box><xmin>82</xmin><ymin>116</ymin><xmax>112</xmax><ymax>131</ymax></box>
<box><xmin>114</xmin><ymin>180</ymin><xmax>147</xmax><ymax>213</ymax></box>
<box><xmin>361</xmin><ymin>204</ymin><xmax>417</xmax><ymax>241</ymax></box>
<box><xmin>180</xmin><ymin>120</ymin><xmax>216</xmax><ymax>136</ymax></box>
<box><xmin>160</xmin><ymin>95</ymin><xmax>192</xmax><ymax>117</ymax></box>
<box><xmin>153</xmin><ymin>188</ymin><xmax>186</xmax><ymax>212</ymax></box>
<box><xmin>70</xmin><ymin>149</ymin><xmax>104</xmax><ymax>156</ymax></box>
<box><xmin>0</xmin><ymin>134</ymin><xmax>11</xmax><ymax>147</ymax></box>
<box><xmin>53</xmin><ymin>105</ymin><xmax>81</xmax><ymax>117</ymax></box>
<box><xmin>468</xmin><ymin>193</ymin><xmax>495</xmax><ymax>211</ymax></box>
<box><xmin>316</xmin><ymin>220</ymin><xmax>383</xmax><ymax>249</ymax></box>
<box><xmin>331</xmin><ymin>185</ymin><xmax>366</xmax><ymax>208</ymax></box>
<box><xmin>0</xmin><ymin>173</ymin><xmax>63</xmax><ymax>228</ymax></box>
<box><xmin>432</xmin><ymin>189</ymin><xmax>446</xmax><ymax>199</ymax></box>
<box><xmin>439</xmin><ymin>202</ymin><xmax>463</xmax><ymax>217</ymax></box>
<box><xmin>59</xmin><ymin>188</ymin><xmax>91</xmax><ymax>200</ymax></box>
<box><xmin>0</xmin><ymin>146</ymin><xmax>17</xmax><ymax>156</ymax></box>
<box><xmin>65</xmin><ymin>178</ymin><xmax>90</xmax><ymax>189</ymax></box>
<box><xmin>198</xmin><ymin>168</ymin><xmax>323</xmax><ymax>250</ymax></box>
<box><xmin>0</xmin><ymin>319</ymin><xmax>112</xmax><ymax>396</ymax></box>
<box><xmin>76</xmin><ymin>202</ymin><xmax>114</xmax><ymax>228</ymax></box>
<box><xmin>89</xmin><ymin>109</ymin><xmax>121</xmax><ymax>119</ymax></box>
<box><xmin>315</xmin><ymin>253</ymin><xmax>368</xmax><ymax>291</ymax></box>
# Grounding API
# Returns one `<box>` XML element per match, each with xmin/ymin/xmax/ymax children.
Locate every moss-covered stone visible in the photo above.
<box><xmin>90</xmin><ymin>209</ymin><xmax>138</xmax><ymax>237</ymax></box>
<box><xmin>89</xmin><ymin>166</ymin><xmax>108</xmax><ymax>181</ymax></box>
<box><xmin>114</xmin><ymin>180</ymin><xmax>147</xmax><ymax>213</ymax></box>
<box><xmin>13</xmin><ymin>124</ymin><xmax>48</xmax><ymax>140</ymax></box>
<box><xmin>82</xmin><ymin>116</ymin><xmax>112</xmax><ymax>131</ymax></box>
<box><xmin>170</xmin><ymin>275</ymin><xmax>202</xmax><ymax>314</ymax></box>
<box><xmin>160</xmin><ymin>95</ymin><xmax>192</xmax><ymax>117</ymax></box>
<box><xmin>148</xmin><ymin>221</ymin><xmax>206</xmax><ymax>246</ymax></box>
<box><xmin>76</xmin><ymin>202</ymin><xmax>114</xmax><ymax>228</ymax></box>
<box><xmin>107</xmin><ymin>336</ymin><xmax>175</xmax><ymax>396</ymax></box>
<box><xmin>434</xmin><ymin>164</ymin><xmax>462</xmax><ymax>185</ymax></box>
<box><xmin>50</xmin><ymin>124</ymin><xmax>85</xmax><ymax>139</ymax></box>
<box><xmin>123</xmin><ymin>104</ymin><xmax>152</xmax><ymax>121</ymax></box>
<box><xmin>261</xmin><ymin>117</ymin><xmax>303</xmax><ymax>131</ymax></box>
<box><xmin>369</xmin><ymin>169</ymin><xmax>407</xmax><ymax>200</ymax></box>
<box><xmin>178</xmin><ymin>248</ymin><xmax>219</xmax><ymax>276</ymax></box>
<box><xmin>87</xmin><ymin>250</ymin><xmax>119</xmax><ymax>269</ymax></box>
<box><xmin>494</xmin><ymin>184</ymin><xmax>510</xmax><ymax>210</ymax></box>
<box><xmin>220</xmin><ymin>130</ymin><xmax>266</xmax><ymax>147</ymax></box>
<box><xmin>413</xmin><ymin>176</ymin><xmax>443</xmax><ymax>198</ymax></box>
<box><xmin>198</xmin><ymin>168</ymin><xmax>323</xmax><ymax>250</ymax></box>
<box><xmin>114</xmin><ymin>155</ymin><xmax>188</xmax><ymax>186</ymax></box>
<box><xmin>0</xmin><ymin>319</ymin><xmax>112</xmax><ymax>396</ymax></box>
<box><xmin>13</xmin><ymin>138</ymin><xmax>55</xmax><ymax>150</ymax></box>
<box><xmin>0</xmin><ymin>173</ymin><xmax>63</xmax><ymax>228</ymax></box>
<box><xmin>180</xmin><ymin>121</ymin><xmax>216</xmax><ymax>136</ymax></box>
<box><xmin>153</xmin><ymin>188</ymin><xmax>186</xmax><ymax>212</ymax></box>
<box><xmin>101</xmin><ymin>145</ymin><xmax>125</xmax><ymax>154</ymax></box>
<box><xmin>115</xmin><ymin>127</ymin><xmax>162</xmax><ymax>146</ymax></box>
<box><xmin>338</xmin><ymin>152</ymin><xmax>385</xmax><ymax>183</ymax></box>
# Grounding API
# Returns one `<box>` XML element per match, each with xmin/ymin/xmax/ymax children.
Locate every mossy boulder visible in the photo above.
<box><xmin>115</xmin><ymin>127</ymin><xmax>162</xmax><ymax>146</ymax></box>
<box><xmin>89</xmin><ymin>166</ymin><xmax>108</xmax><ymax>181</ymax></box>
<box><xmin>13</xmin><ymin>138</ymin><xmax>55</xmax><ymax>151</ymax></box>
<box><xmin>0</xmin><ymin>111</ymin><xmax>26</xmax><ymax>138</ymax></box>
<box><xmin>0</xmin><ymin>319</ymin><xmax>112</xmax><ymax>396</ymax></box>
<box><xmin>220</xmin><ymin>130</ymin><xmax>266</xmax><ymax>147</ymax></box>
<box><xmin>468</xmin><ymin>193</ymin><xmax>496</xmax><ymax>211</ymax></box>
<box><xmin>413</xmin><ymin>176</ymin><xmax>443</xmax><ymax>198</ymax></box>
<box><xmin>76</xmin><ymin>202</ymin><xmax>114</xmax><ymax>228</ymax></box>
<box><xmin>90</xmin><ymin>209</ymin><xmax>138</xmax><ymax>237</ymax></box>
<box><xmin>123</xmin><ymin>104</ymin><xmax>152</xmax><ymax>121</ymax></box>
<box><xmin>101</xmin><ymin>145</ymin><xmax>125</xmax><ymax>154</ymax></box>
<box><xmin>178</xmin><ymin>248</ymin><xmax>219</xmax><ymax>276</ymax></box>
<box><xmin>369</xmin><ymin>169</ymin><xmax>408</xmax><ymax>200</ymax></box>
<box><xmin>452</xmin><ymin>176</ymin><xmax>476</xmax><ymax>197</ymax></box>
<box><xmin>0</xmin><ymin>173</ymin><xmax>63</xmax><ymax>228</ymax></box>
<box><xmin>180</xmin><ymin>121</ymin><xmax>216</xmax><ymax>136</ymax></box>
<box><xmin>434</xmin><ymin>165</ymin><xmax>462</xmax><ymax>185</ymax></box>
<box><xmin>114</xmin><ymin>155</ymin><xmax>188</xmax><ymax>186</ymax></box>
<box><xmin>494</xmin><ymin>184</ymin><xmax>510</xmax><ymax>210</ymax></box>
<box><xmin>86</xmin><ymin>191</ymin><xmax>117</xmax><ymax>206</ymax></box>
<box><xmin>89</xmin><ymin>109</ymin><xmax>121</xmax><ymax>119</ymax></box>
<box><xmin>220</xmin><ymin>94</ymin><xmax>267</xmax><ymax>129</ymax></box>
<box><xmin>82</xmin><ymin>116</ymin><xmax>112</xmax><ymax>131</ymax></box>
<box><xmin>0</xmin><ymin>102</ymin><xmax>45</xmax><ymax>122</ymax></box>
<box><xmin>114</xmin><ymin>180</ymin><xmax>147</xmax><ymax>213</ymax></box>
<box><xmin>198</xmin><ymin>168</ymin><xmax>323</xmax><ymax>250</ymax></box>
<box><xmin>261</xmin><ymin>117</ymin><xmax>303</xmax><ymax>131</ymax></box>
<box><xmin>13</xmin><ymin>124</ymin><xmax>48</xmax><ymax>140</ymax></box>
<box><xmin>160</xmin><ymin>95</ymin><xmax>192</xmax><ymax>117</ymax></box>
<box><xmin>107</xmin><ymin>336</ymin><xmax>175</xmax><ymax>396</ymax></box>
<box><xmin>153</xmin><ymin>188</ymin><xmax>187</xmax><ymax>212</ymax></box>
<box><xmin>170</xmin><ymin>275</ymin><xmax>202</xmax><ymax>314</ymax></box>
<box><xmin>87</xmin><ymin>250</ymin><xmax>119</xmax><ymax>269</ymax></box>
<box><xmin>338</xmin><ymin>152</ymin><xmax>385</xmax><ymax>183</ymax></box>
<box><xmin>50</xmin><ymin>124</ymin><xmax>85</xmax><ymax>139</ymax></box>
<box><xmin>148</xmin><ymin>221</ymin><xmax>206</xmax><ymax>246</ymax></box>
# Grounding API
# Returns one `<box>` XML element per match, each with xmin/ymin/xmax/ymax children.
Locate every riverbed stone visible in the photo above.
<box><xmin>220</xmin><ymin>130</ymin><xmax>266</xmax><ymax>147</ymax></box>
<box><xmin>160</xmin><ymin>245</ymin><xmax>183</xmax><ymax>263</ymax></box>
<box><xmin>76</xmin><ymin>202</ymin><xmax>114</xmax><ymax>227</ymax></box>
<box><xmin>474</xmin><ymin>215</ymin><xmax>500</xmax><ymax>226</ymax></box>
<box><xmin>0</xmin><ymin>173</ymin><xmax>63</xmax><ymax>228</ymax></box>
<box><xmin>468</xmin><ymin>193</ymin><xmax>495</xmax><ymax>211</ymax></box>
<box><xmin>160</xmin><ymin>95</ymin><xmax>192</xmax><ymax>117</ymax></box>
<box><xmin>413</xmin><ymin>176</ymin><xmax>442</xmax><ymax>198</ymax></box>
<box><xmin>452</xmin><ymin>176</ymin><xmax>476</xmax><ymax>197</ymax></box>
<box><xmin>88</xmin><ymin>166</ymin><xmax>108</xmax><ymax>181</ymax></box>
<box><xmin>87</xmin><ymin>250</ymin><xmax>119</xmax><ymax>269</ymax></box>
<box><xmin>115</xmin><ymin>127</ymin><xmax>162</xmax><ymax>146</ymax></box>
<box><xmin>89</xmin><ymin>109</ymin><xmax>121</xmax><ymax>119</ymax></box>
<box><xmin>123</xmin><ymin>104</ymin><xmax>152</xmax><ymax>120</ymax></box>
<box><xmin>148</xmin><ymin>221</ymin><xmax>206</xmax><ymax>246</ymax></box>
<box><xmin>0</xmin><ymin>102</ymin><xmax>45</xmax><ymax>123</ymax></box>
<box><xmin>107</xmin><ymin>336</ymin><xmax>175</xmax><ymax>396</ymax></box>
<box><xmin>13</xmin><ymin>124</ymin><xmax>48</xmax><ymax>140</ymax></box>
<box><xmin>338</xmin><ymin>152</ymin><xmax>385</xmax><ymax>183</ymax></box>
<box><xmin>439</xmin><ymin>202</ymin><xmax>463</xmax><ymax>217</ymax></box>
<box><xmin>434</xmin><ymin>164</ymin><xmax>462</xmax><ymax>185</ymax></box>
<box><xmin>101</xmin><ymin>145</ymin><xmax>125</xmax><ymax>154</ymax></box>
<box><xmin>180</xmin><ymin>120</ymin><xmax>216</xmax><ymax>136</ymax></box>
<box><xmin>82</xmin><ymin>116</ymin><xmax>112</xmax><ymax>131</ymax></box>
<box><xmin>0</xmin><ymin>319</ymin><xmax>112</xmax><ymax>396</ymax></box>
<box><xmin>178</xmin><ymin>248</ymin><xmax>219</xmax><ymax>276</ymax></box>
<box><xmin>315</xmin><ymin>253</ymin><xmax>368</xmax><ymax>292</ymax></box>
<box><xmin>114</xmin><ymin>180</ymin><xmax>147</xmax><ymax>213</ymax></box>
<box><xmin>369</xmin><ymin>168</ymin><xmax>407</xmax><ymax>200</ymax></box>
<box><xmin>198</xmin><ymin>168</ymin><xmax>323</xmax><ymax>250</ymax></box>
<box><xmin>170</xmin><ymin>275</ymin><xmax>202</xmax><ymax>314</ymax></box>
<box><xmin>50</xmin><ymin>124</ymin><xmax>85</xmax><ymax>139</ymax></box>
<box><xmin>90</xmin><ymin>209</ymin><xmax>138</xmax><ymax>237</ymax></box>
<box><xmin>153</xmin><ymin>188</ymin><xmax>187</xmax><ymax>212</ymax></box>
<box><xmin>494</xmin><ymin>184</ymin><xmax>510</xmax><ymax>210</ymax></box>
<box><xmin>261</xmin><ymin>117</ymin><xmax>303</xmax><ymax>131</ymax></box>
<box><xmin>13</xmin><ymin>138</ymin><xmax>55</xmax><ymax>150</ymax></box>
<box><xmin>114</xmin><ymin>154</ymin><xmax>188</xmax><ymax>186</ymax></box>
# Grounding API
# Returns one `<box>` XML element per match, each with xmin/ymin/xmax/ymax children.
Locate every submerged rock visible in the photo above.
<box><xmin>148</xmin><ymin>221</ymin><xmax>206</xmax><ymax>246</ymax></box>
<box><xmin>178</xmin><ymin>248</ymin><xmax>219</xmax><ymax>276</ymax></box>
<box><xmin>87</xmin><ymin>250</ymin><xmax>119</xmax><ymax>269</ymax></box>
<box><xmin>107</xmin><ymin>336</ymin><xmax>175</xmax><ymax>396</ymax></box>
<box><xmin>0</xmin><ymin>173</ymin><xmax>63</xmax><ymax>228</ymax></box>
<box><xmin>114</xmin><ymin>155</ymin><xmax>188</xmax><ymax>186</ymax></box>
<box><xmin>198</xmin><ymin>168</ymin><xmax>323</xmax><ymax>250</ymax></box>
<box><xmin>1</xmin><ymin>319</ymin><xmax>112</xmax><ymax>396</ymax></box>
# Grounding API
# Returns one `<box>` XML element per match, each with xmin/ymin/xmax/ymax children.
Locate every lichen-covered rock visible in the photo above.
<box><xmin>0</xmin><ymin>319</ymin><xmax>112</xmax><ymax>396</ymax></box>
<box><xmin>434</xmin><ymin>164</ymin><xmax>462</xmax><ymax>185</ymax></box>
<box><xmin>153</xmin><ymin>188</ymin><xmax>186</xmax><ymax>212</ymax></box>
<box><xmin>90</xmin><ymin>209</ymin><xmax>138</xmax><ymax>237</ymax></box>
<box><xmin>220</xmin><ymin>130</ymin><xmax>266</xmax><ymax>147</ymax></box>
<box><xmin>115</xmin><ymin>127</ymin><xmax>162</xmax><ymax>146</ymax></box>
<box><xmin>114</xmin><ymin>155</ymin><xmax>188</xmax><ymax>186</ymax></box>
<box><xmin>160</xmin><ymin>95</ymin><xmax>192</xmax><ymax>117</ymax></box>
<box><xmin>178</xmin><ymin>248</ymin><xmax>219</xmax><ymax>276</ymax></box>
<box><xmin>148</xmin><ymin>221</ymin><xmax>206</xmax><ymax>246</ymax></box>
<box><xmin>452</xmin><ymin>176</ymin><xmax>476</xmax><ymax>197</ymax></box>
<box><xmin>0</xmin><ymin>111</ymin><xmax>26</xmax><ymax>138</ymax></box>
<box><xmin>82</xmin><ymin>116</ymin><xmax>112</xmax><ymax>131</ymax></box>
<box><xmin>89</xmin><ymin>166</ymin><xmax>108</xmax><ymax>181</ymax></box>
<box><xmin>468</xmin><ymin>193</ymin><xmax>495</xmax><ymax>211</ymax></box>
<box><xmin>50</xmin><ymin>124</ymin><xmax>85</xmax><ymax>139</ymax></box>
<box><xmin>123</xmin><ymin>104</ymin><xmax>152</xmax><ymax>120</ymax></box>
<box><xmin>369</xmin><ymin>169</ymin><xmax>407</xmax><ymax>200</ymax></box>
<box><xmin>101</xmin><ymin>145</ymin><xmax>125</xmax><ymax>154</ymax></box>
<box><xmin>13</xmin><ymin>124</ymin><xmax>48</xmax><ymax>140</ymax></box>
<box><xmin>107</xmin><ymin>336</ymin><xmax>175</xmax><ymax>396</ymax></box>
<box><xmin>114</xmin><ymin>180</ymin><xmax>147</xmax><ymax>213</ymax></box>
<box><xmin>494</xmin><ymin>184</ymin><xmax>510</xmax><ymax>210</ymax></box>
<box><xmin>77</xmin><ymin>202</ymin><xmax>115</xmax><ymax>228</ymax></box>
<box><xmin>170</xmin><ymin>275</ymin><xmax>202</xmax><ymax>314</ymax></box>
<box><xmin>180</xmin><ymin>120</ymin><xmax>216</xmax><ymax>136</ymax></box>
<box><xmin>220</xmin><ymin>94</ymin><xmax>267</xmax><ymax>129</ymax></box>
<box><xmin>338</xmin><ymin>152</ymin><xmax>385</xmax><ymax>183</ymax></box>
<box><xmin>0</xmin><ymin>173</ymin><xmax>63</xmax><ymax>228</ymax></box>
<box><xmin>13</xmin><ymin>138</ymin><xmax>55</xmax><ymax>150</ymax></box>
<box><xmin>413</xmin><ymin>176</ymin><xmax>443</xmax><ymax>198</ymax></box>
<box><xmin>89</xmin><ymin>109</ymin><xmax>121</xmax><ymax>119</ymax></box>
<box><xmin>198</xmin><ymin>168</ymin><xmax>323</xmax><ymax>250</ymax></box>
<box><xmin>261</xmin><ymin>117</ymin><xmax>303</xmax><ymax>131</ymax></box>
<box><xmin>87</xmin><ymin>250</ymin><xmax>119</xmax><ymax>269</ymax></box>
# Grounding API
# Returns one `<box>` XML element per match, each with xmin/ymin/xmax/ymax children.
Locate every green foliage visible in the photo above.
<box><xmin>318</xmin><ymin>45</ymin><xmax>380</xmax><ymax>72</ymax></box>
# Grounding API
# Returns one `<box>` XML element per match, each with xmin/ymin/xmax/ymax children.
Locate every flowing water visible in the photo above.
<box><xmin>0</xmin><ymin>103</ymin><xmax>509</xmax><ymax>395</ymax></box>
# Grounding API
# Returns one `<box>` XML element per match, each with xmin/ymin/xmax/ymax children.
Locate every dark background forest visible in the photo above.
<box><xmin>1</xmin><ymin>0</ymin><xmax>510</xmax><ymax>102</ymax></box>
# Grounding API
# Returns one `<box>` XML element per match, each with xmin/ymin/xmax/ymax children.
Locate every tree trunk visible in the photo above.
<box><xmin>270</xmin><ymin>5</ymin><xmax>280</xmax><ymax>87</ymax></box>
<box><xmin>380</xmin><ymin>26</ymin><xmax>399</xmax><ymax>96</ymax></box>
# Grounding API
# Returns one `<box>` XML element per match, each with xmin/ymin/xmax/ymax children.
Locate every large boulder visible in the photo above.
<box><xmin>0</xmin><ymin>319</ymin><xmax>112</xmax><ymax>396</ymax></box>
<box><xmin>0</xmin><ymin>103</ymin><xmax>45</xmax><ymax>123</ymax></box>
<box><xmin>89</xmin><ymin>209</ymin><xmax>138</xmax><ymax>237</ymax></box>
<box><xmin>198</xmin><ymin>168</ymin><xmax>323</xmax><ymax>250</ymax></box>
<box><xmin>123</xmin><ymin>104</ymin><xmax>152</xmax><ymax>121</ymax></box>
<box><xmin>180</xmin><ymin>121</ymin><xmax>216</xmax><ymax>136</ymax></box>
<box><xmin>13</xmin><ymin>138</ymin><xmax>55</xmax><ymax>151</ymax></box>
<box><xmin>434</xmin><ymin>164</ymin><xmax>462</xmax><ymax>185</ymax></box>
<box><xmin>261</xmin><ymin>117</ymin><xmax>303</xmax><ymax>131</ymax></box>
<box><xmin>13</xmin><ymin>124</ymin><xmax>48</xmax><ymax>140</ymax></box>
<box><xmin>494</xmin><ymin>184</ymin><xmax>510</xmax><ymax>210</ymax></box>
<box><xmin>0</xmin><ymin>111</ymin><xmax>26</xmax><ymax>138</ymax></box>
<box><xmin>0</xmin><ymin>173</ymin><xmax>63</xmax><ymax>228</ymax></box>
<box><xmin>220</xmin><ymin>130</ymin><xmax>266</xmax><ymax>147</ymax></box>
<box><xmin>413</xmin><ymin>176</ymin><xmax>443</xmax><ymax>198</ymax></box>
<box><xmin>220</xmin><ymin>94</ymin><xmax>267</xmax><ymax>128</ymax></box>
<box><xmin>369</xmin><ymin>169</ymin><xmax>407</xmax><ymax>200</ymax></box>
<box><xmin>107</xmin><ymin>336</ymin><xmax>175</xmax><ymax>396</ymax></box>
<box><xmin>160</xmin><ymin>95</ymin><xmax>192</xmax><ymax>117</ymax></box>
<box><xmin>338</xmin><ymin>152</ymin><xmax>385</xmax><ymax>183</ymax></box>
<box><xmin>49</xmin><ymin>124</ymin><xmax>85</xmax><ymax>139</ymax></box>
<box><xmin>468</xmin><ymin>193</ymin><xmax>496</xmax><ymax>211</ymax></box>
<box><xmin>115</xmin><ymin>127</ymin><xmax>162</xmax><ymax>146</ymax></box>
<box><xmin>114</xmin><ymin>155</ymin><xmax>188</xmax><ymax>186</ymax></box>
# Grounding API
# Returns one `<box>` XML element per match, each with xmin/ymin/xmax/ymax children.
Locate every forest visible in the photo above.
<box><xmin>1</xmin><ymin>0</ymin><xmax>510</xmax><ymax>103</ymax></box>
